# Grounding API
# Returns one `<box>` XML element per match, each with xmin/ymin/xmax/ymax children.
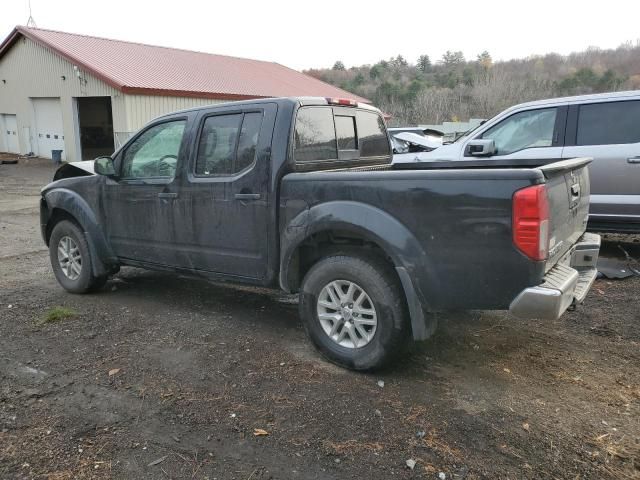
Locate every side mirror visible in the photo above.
<box><xmin>94</xmin><ymin>156</ymin><xmax>116</xmax><ymax>177</ymax></box>
<box><xmin>466</xmin><ymin>139</ymin><xmax>496</xmax><ymax>157</ymax></box>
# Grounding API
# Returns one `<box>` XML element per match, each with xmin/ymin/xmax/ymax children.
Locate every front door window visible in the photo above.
<box><xmin>121</xmin><ymin>120</ymin><xmax>186</xmax><ymax>179</ymax></box>
<box><xmin>481</xmin><ymin>108</ymin><xmax>557</xmax><ymax>156</ymax></box>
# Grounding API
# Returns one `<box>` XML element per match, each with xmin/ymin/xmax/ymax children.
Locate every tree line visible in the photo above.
<box><xmin>306</xmin><ymin>42</ymin><xmax>640</xmax><ymax>125</ymax></box>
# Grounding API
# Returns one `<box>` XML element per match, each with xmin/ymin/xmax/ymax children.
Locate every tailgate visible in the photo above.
<box><xmin>539</xmin><ymin>157</ymin><xmax>592</xmax><ymax>271</ymax></box>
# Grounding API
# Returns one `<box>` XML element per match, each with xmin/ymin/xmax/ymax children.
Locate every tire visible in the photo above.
<box><xmin>49</xmin><ymin>220</ymin><xmax>107</xmax><ymax>293</ymax></box>
<box><xmin>299</xmin><ymin>254</ymin><xmax>410</xmax><ymax>371</ymax></box>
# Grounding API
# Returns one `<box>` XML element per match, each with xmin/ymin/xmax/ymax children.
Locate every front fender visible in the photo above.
<box><xmin>42</xmin><ymin>188</ymin><xmax>116</xmax><ymax>277</ymax></box>
<box><xmin>280</xmin><ymin>201</ymin><xmax>438</xmax><ymax>340</ymax></box>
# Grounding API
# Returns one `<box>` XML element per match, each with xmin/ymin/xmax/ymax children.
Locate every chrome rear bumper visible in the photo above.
<box><xmin>509</xmin><ymin>233</ymin><xmax>600</xmax><ymax>320</ymax></box>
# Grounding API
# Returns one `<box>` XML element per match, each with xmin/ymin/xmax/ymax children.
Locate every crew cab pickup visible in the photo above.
<box><xmin>40</xmin><ymin>97</ymin><xmax>601</xmax><ymax>370</ymax></box>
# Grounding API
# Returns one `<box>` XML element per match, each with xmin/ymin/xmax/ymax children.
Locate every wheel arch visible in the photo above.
<box><xmin>42</xmin><ymin>188</ymin><xmax>117</xmax><ymax>277</ymax></box>
<box><xmin>280</xmin><ymin>201</ymin><xmax>437</xmax><ymax>340</ymax></box>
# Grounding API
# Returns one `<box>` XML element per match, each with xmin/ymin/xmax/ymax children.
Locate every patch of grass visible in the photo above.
<box><xmin>41</xmin><ymin>306</ymin><xmax>77</xmax><ymax>324</ymax></box>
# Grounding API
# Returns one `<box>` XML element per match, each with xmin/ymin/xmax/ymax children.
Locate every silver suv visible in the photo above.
<box><xmin>394</xmin><ymin>90</ymin><xmax>640</xmax><ymax>232</ymax></box>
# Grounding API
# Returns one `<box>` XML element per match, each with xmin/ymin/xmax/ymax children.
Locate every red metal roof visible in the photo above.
<box><xmin>0</xmin><ymin>26</ymin><xmax>369</xmax><ymax>102</ymax></box>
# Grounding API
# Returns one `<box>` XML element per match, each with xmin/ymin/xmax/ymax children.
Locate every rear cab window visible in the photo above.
<box><xmin>293</xmin><ymin>105</ymin><xmax>390</xmax><ymax>169</ymax></box>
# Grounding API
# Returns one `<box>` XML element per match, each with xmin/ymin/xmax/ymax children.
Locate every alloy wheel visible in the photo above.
<box><xmin>316</xmin><ymin>280</ymin><xmax>378</xmax><ymax>348</ymax></box>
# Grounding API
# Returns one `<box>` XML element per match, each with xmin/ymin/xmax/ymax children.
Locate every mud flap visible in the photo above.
<box><xmin>395</xmin><ymin>266</ymin><xmax>437</xmax><ymax>340</ymax></box>
<box><xmin>83</xmin><ymin>230</ymin><xmax>110</xmax><ymax>278</ymax></box>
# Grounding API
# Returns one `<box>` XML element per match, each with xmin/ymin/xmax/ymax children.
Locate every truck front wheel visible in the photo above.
<box><xmin>299</xmin><ymin>254</ymin><xmax>410</xmax><ymax>370</ymax></box>
<box><xmin>49</xmin><ymin>220</ymin><xmax>107</xmax><ymax>293</ymax></box>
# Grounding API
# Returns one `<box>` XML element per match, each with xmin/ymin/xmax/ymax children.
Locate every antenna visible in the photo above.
<box><xmin>26</xmin><ymin>0</ymin><xmax>37</xmax><ymax>28</ymax></box>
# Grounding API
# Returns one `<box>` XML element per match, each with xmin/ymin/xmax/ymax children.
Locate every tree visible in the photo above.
<box><xmin>304</xmin><ymin>40</ymin><xmax>638</xmax><ymax>125</ymax></box>
<box><xmin>376</xmin><ymin>82</ymin><xmax>402</xmax><ymax>103</ymax></box>
<box><xmin>477</xmin><ymin>51</ymin><xmax>492</xmax><ymax>68</ymax></box>
<box><xmin>353</xmin><ymin>72</ymin><xmax>366</xmax><ymax>86</ymax></box>
<box><xmin>390</xmin><ymin>55</ymin><xmax>408</xmax><ymax>68</ymax></box>
<box><xmin>558</xmin><ymin>67</ymin><xmax>627</xmax><ymax>95</ymax></box>
<box><xmin>404</xmin><ymin>79</ymin><xmax>425</xmax><ymax>101</ymax></box>
<box><xmin>597</xmin><ymin>69</ymin><xmax>626</xmax><ymax>91</ymax></box>
<box><xmin>462</xmin><ymin>67</ymin><xmax>474</xmax><ymax>86</ymax></box>
<box><xmin>332</xmin><ymin>61</ymin><xmax>345</xmax><ymax>71</ymax></box>
<box><xmin>417</xmin><ymin>54</ymin><xmax>431</xmax><ymax>72</ymax></box>
<box><xmin>441</xmin><ymin>50</ymin><xmax>465</xmax><ymax>67</ymax></box>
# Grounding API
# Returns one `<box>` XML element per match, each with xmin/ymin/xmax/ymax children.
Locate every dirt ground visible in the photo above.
<box><xmin>1</xmin><ymin>156</ymin><xmax>639</xmax><ymax>479</ymax></box>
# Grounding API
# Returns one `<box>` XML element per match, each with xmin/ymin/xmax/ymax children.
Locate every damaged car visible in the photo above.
<box><xmin>388</xmin><ymin>126</ymin><xmax>443</xmax><ymax>157</ymax></box>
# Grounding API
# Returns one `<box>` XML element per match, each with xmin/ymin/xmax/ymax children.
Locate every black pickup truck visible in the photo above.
<box><xmin>40</xmin><ymin>97</ymin><xmax>600</xmax><ymax>370</ymax></box>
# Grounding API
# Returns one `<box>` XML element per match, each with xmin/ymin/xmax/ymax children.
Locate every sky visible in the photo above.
<box><xmin>2</xmin><ymin>0</ymin><xmax>639</xmax><ymax>71</ymax></box>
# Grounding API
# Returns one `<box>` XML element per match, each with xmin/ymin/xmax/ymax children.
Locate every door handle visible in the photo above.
<box><xmin>157</xmin><ymin>192</ymin><xmax>178</xmax><ymax>199</ymax></box>
<box><xmin>571</xmin><ymin>183</ymin><xmax>581</xmax><ymax>197</ymax></box>
<box><xmin>627</xmin><ymin>156</ymin><xmax>640</xmax><ymax>164</ymax></box>
<box><xmin>234</xmin><ymin>193</ymin><xmax>261</xmax><ymax>200</ymax></box>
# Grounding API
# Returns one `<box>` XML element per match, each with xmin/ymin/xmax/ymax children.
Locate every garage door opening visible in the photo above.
<box><xmin>76</xmin><ymin>97</ymin><xmax>115</xmax><ymax>160</ymax></box>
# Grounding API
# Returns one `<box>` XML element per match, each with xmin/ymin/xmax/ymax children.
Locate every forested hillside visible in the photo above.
<box><xmin>305</xmin><ymin>43</ymin><xmax>640</xmax><ymax>125</ymax></box>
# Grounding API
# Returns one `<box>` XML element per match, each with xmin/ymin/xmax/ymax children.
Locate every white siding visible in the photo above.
<box><xmin>123</xmin><ymin>94</ymin><xmax>226</xmax><ymax>132</ymax></box>
<box><xmin>0</xmin><ymin>36</ymin><xmax>238</xmax><ymax>160</ymax></box>
<box><xmin>0</xmin><ymin>36</ymin><xmax>124</xmax><ymax>161</ymax></box>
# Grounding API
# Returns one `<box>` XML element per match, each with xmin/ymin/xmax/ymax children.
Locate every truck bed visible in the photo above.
<box><xmin>280</xmin><ymin>158</ymin><xmax>592</xmax><ymax>312</ymax></box>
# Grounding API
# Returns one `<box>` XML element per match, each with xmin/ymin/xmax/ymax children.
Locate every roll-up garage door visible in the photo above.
<box><xmin>32</xmin><ymin>97</ymin><xmax>65</xmax><ymax>160</ymax></box>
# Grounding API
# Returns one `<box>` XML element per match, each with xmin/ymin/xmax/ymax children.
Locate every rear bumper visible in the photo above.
<box><xmin>509</xmin><ymin>232</ymin><xmax>600</xmax><ymax>320</ymax></box>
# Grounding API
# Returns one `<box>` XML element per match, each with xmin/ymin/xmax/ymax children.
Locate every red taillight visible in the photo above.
<box><xmin>512</xmin><ymin>184</ymin><xmax>549</xmax><ymax>261</ymax></box>
<box><xmin>326</xmin><ymin>97</ymin><xmax>358</xmax><ymax>107</ymax></box>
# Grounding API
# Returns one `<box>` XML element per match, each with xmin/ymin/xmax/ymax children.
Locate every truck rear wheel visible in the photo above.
<box><xmin>49</xmin><ymin>220</ymin><xmax>107</xmax><ymax>293</ymax></box>
<box><xmin>299</xmin><ymin>254</ymin><xmax>410</xmax><ymax>370</ymax></box>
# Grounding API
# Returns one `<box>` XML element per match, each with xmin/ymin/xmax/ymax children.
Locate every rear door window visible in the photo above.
<box><xmin>576</xmin><ymin>100</ymin><xmax>640</xmax><ymax>146</ymax></box>
<box><xmin>195</xmin><ymin>112</ymin><xmax>263</xmax><ymax>175</ymax></box>
<box><xmin>196</xmin><ymin>114</ymin><xmax>242</xmax><ymax>175</ymax></box>
<box><xmin>236</xmin><ymin>112</ymin><xmax>263</xmax><ymax>171</ymax></box>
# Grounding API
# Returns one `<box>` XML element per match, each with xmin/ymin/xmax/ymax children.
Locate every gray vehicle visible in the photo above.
<box><xmin>394</xmin><ymin>90</ymin><xmax>640</xmax><ymax>232</ymax></box>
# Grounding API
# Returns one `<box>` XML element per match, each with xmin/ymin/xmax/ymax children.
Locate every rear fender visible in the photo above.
<box><xmin>280</xmin><ymin>201</ymin><xmax>438</xmax><ymax>340</ymax></box>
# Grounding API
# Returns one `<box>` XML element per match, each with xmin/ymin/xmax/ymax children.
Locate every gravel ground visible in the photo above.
<box><xmin>1</xmin><ymin>156</ymin><xmax>639</xmax><ymax>479</ymax></box>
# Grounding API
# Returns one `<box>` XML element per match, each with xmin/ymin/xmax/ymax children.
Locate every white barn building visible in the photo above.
<box><xmin>0</xmin><ymin>26</ymin><xmax>366</xmax><ymax>161</ymax></box>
